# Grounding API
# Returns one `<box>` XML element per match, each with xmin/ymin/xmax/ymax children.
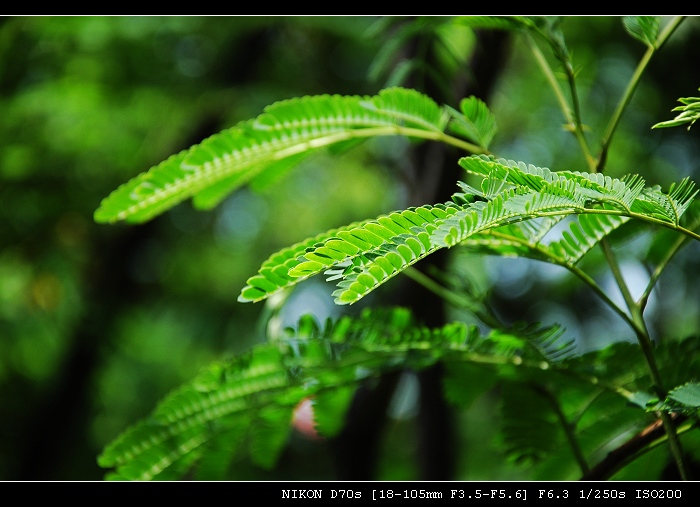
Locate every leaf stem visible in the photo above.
<box><xmin>534</xmin><ymin>385</ymin><xmax>590</xmax><ymax>475</ymax></box>
<box><xmin>403</xmin><ymin>266</ymin><xmax>501</xmax><ymax>328</ymax></box>
<box><xmin>639</xmin><ymin>213</ymin><xmax>700</xmax><ymax>310</ymax></box>
<box><xmin>524</xmin><ymin>32</ymin><xmax>596</xmax><ymax>172</ymax></box>
<box><xmin>600</xmin><ymin>239</ymin><xmax>637</xmax><ymax>314</ymax></box>
<box><xmin>596</xmin><ymin>16</ymin><xmax>686</xmax><ymax>173</ymax></box>
<box><xmin>638</xmin><ymin>234</ymin><xmax>688</xmax><ymax>311</ymax></box>
<box><xmin>483</xmin><ymin>229</ymin><xmax>639</xmax><ymax>333</ymax></box>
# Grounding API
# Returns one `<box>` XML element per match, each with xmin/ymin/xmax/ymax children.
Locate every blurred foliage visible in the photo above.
<box><xmin>1</xmin><ymin>16</ymin><xmax>699</xmax><ymax>480</ymax></box>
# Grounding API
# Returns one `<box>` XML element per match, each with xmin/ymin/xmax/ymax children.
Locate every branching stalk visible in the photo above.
<box><xmin>481</xmin><ymin>229</ymin><xmax>639</xmax><ymax>332</ymax></box>
<box><xmin>639</xmin><ymin>234</ymin><xmax>688</xmax><ymax>311</ymax></box>
<box><xmin>600</xmin><ymin>239</ymin><xmax>637</xmax><ymax>314</ymax></box>
<box><xmin>639</xmin><ymin>213</ymin><xmax>700</xmax><ymax>310</ymax></box>
<box><xmin>523</xmin><ymin>33</ymin><xmax>596</xmax><ymax>172</ymax></box>
<box><xmin>599</xmin><ymin>240</ymin><xmax>689</xmax><ymax>478</ymax></box>
<box><xmin>581</xmin><ymin>414</ymin><xmax>693</xmax><ymax>480</ymax></box>
<box><xmin>403</xmin><ymin>266</ymin><xmax>501</xmax><ymax>328</ymax></box>
<box><xmin>597</xmin><ymin>16</ymin><xmax>686</xmax><ymax>173</ymax></box>
<box><xmin>534</xmin><ymin>385</ymin><xmax>590</xmax><ymax>475</ymax></box>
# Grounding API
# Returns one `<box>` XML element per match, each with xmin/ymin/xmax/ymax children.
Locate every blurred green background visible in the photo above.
<box><xmin>0</xmin><ymin>16</ymin><xmax>698</xmax><ymax>480</ymax></box>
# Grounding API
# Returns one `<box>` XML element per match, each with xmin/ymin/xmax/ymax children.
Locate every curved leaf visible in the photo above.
<box><xmin>447</xmin><ymin>95</ymin><xmax>497</xmax><ymax>149</ymax></box>
<box><xmin>98</xmin><ymin>307</ymin><xmax>584</xmax><ymax>480</ymax></box>
<box><xmin>652</xmin><ymin>88</ymin><xmax>700</xmax><ymax>131</ymax></box>
<box><xmin>623</xmin><ymin>16</ymin><xmax>660</xmax><ymax>48</ymax></box>
<box><xmin>95</xmin><ymin>88</ymin><xmax>451</xmax><ymax>224</ymax></box>
<box><xmin>239</xmin><ymin>204</ymin><xmax>458</xmax><ymax>303</ymax></box>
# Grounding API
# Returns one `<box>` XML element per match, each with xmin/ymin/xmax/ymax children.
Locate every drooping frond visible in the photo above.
<box><xmin>99</xmin><ymin>307</ymin><xmax>579</xmax><ymax>480</ymax></box>
<box><xmin>95</xmin><ymin>87</ymin><xmax>484</xmax><ymax>224</ymax></box>
<box><xmin>544</xmin><ymin>214</ymin><xmax>629</xmax><ymax>265</ymax></box>
<box><xmin>241</xmin><ymin>155</ymin><xmax>698</xmax><ymax>307</ymax></box>
<box><xmin>239</xmin><ymin>203</ymin><xmax>459</xmax><ymax>304</ymax></box>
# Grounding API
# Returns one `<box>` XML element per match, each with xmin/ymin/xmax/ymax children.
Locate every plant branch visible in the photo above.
<box><xmin>600</xmin><ymin>239</ymin><xmax>637</xmax><ymax>314</ymax></box>
<box><xmin>639</xmin><ymin>234</ymin><xmax>688</xmax><ymax>311</ymax></box>
<box><xmin>596</xmin><ymin>16</ymin><xmax>686</xmax><ymax>173</ymax></box>
<box><xmin>534</xmin><ymin>385</ymin><xmax>590</xmax><ymax>475</ymax></box>
<box><xmin>482</xmin><ymin>229</ymin><xmax>639</xmax><ymax>333</ymax></box>
<box><xmin>523</xmin><ymin>33</ymin><xmax>596</xmax><ymax>172</ymax></box>
<box><xmin>597</xmin><ymin>236</ymin><xmax>690</xmax><ymax>478</ymax></box>
<box><xmin>581</xmin><ymin>413</ymin><xmax>693</xmax><ymax>480</ymax></box>
<box><xmin>403</xmin><ymin>266</ymin><xmax>501</xmax><ymax>328</ymax></box>
<box><xmin>598</xmin><ymin>236</ymin><xmax>691</xmax><ymax>479</ymax></box>
<box><xmin>639</xmin><ymin>213</ymin><xmax>700</xmax><ymax>311</ymax></box>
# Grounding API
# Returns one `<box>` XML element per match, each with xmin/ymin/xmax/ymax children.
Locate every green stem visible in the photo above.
<box><xmin>517</xmin><ymin>208</ymin><xmax>700</xmax><ymax>243</ymax></box>
<box><xmin>659</xmin><ymin>411</ymin><xmax>691</xmax><ymax>480</ymax></box>
<box><xmin>600</xmin><ymin>242</ymin><xmax>690</xmax><ymax>479</ymax></box>
<box><xmin>639</xmin><ymin>214</ymin><xmax>700</xmax><ymax>311</ymax></box>
<box><xmin>525</xmin><ymin>33</ymin><xmax>572</xmax><ymax>125</ymax></box>
<box><xmin>638</xmin><ymin>234</ymin><xmax>688</xmax><ymax>311</ymax></box>
<box><xmin>403</xmin><ymin>266</ymin><xmax>501</xmax><ymax>328</ymax></box>
<box><xmin>483</xmin><ymin>229</ymin><xmax>640</xmax><ymax>333</ymax></box>
<box><xmin>600</xmin><ymin>239</ymin><xmax>637</xmax><ymax>314</ymax></box>
<box><xmin>597</xmin><ymin>16</ymin><xmax>686</xmax><ymax>173</ymax></box>
<box><xmin>533</xmin><ymin>385</ymin><xmax>590</xmax><ymax>475</ymax></box>
<box><xmin>524</xmin><ymin>33</ymin><xmax>596</xmax><ymax>172</ymax></box>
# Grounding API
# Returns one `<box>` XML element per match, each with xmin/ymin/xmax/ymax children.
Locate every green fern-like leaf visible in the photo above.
<box><xmin>95</xmin><ymin>88</ymin><xmax>459</xmax><ymax>224</ymax></box>
<box><xmin>652</xmin><ymin>88</ymin><xmax>700</xmax><ymax>131</ymax></box>
<box><xmin>98</xmin><ymin>307</ymin><xmax>587</xmax><ymax>480</ymax></box>
<box><xmin>98</xmin><ymin>346</ymin><xmax>296</xmax><ymax>480</ymax></box>
<box><xmin>239</xmin><ymin>204</ymin><xmax>458</xmax><ymax>304</ymax></box>
<box><xmin>650</xmin><ymin>382</ymin><xmax>700</xmax><ymax>413</ymax></box>
<box><xmin>447</xmin><ymin>96</ymin><xmax>497</xmax><ymax>149</ymax></box>
<box><xmin>241</xmin><ymin>154</ymin><xmax>698</xmax><ymax>307</ymax></box>
<box><xmin>545</xmin><ymin>213</ymin><xmax>629</xmax><ymax>265</ymax></box>
<box><xmin>623</xmin><ymin>16</ymin><xmax>661</xmax><ymax>48</ymax></box>
<box><xmin>453</xmin><ymin>16</ymin><xmax>535</xmax><ymax>32</ymax></box>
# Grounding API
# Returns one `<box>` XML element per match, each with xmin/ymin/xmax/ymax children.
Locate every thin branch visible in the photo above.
<box><xmin>482</xmin><ymin>229</ymin><xmax>638</xmax><ymax>333</ymax></box>
<box><xmin>639</xmin><ymin>234</ymin><xmax>689</xmax><ymax>311</ymax></box>
<box><xmin>639</xmin><ymin>213</ymin><xmax>700</xmax><ymax>310</ymax></box>
<box><xmin>581</xmin><ymin>413</ymin><xmax>692</xmax><ymax>480</ymax></box>
<box><xmin>403</xmin><ymin>266</ymin><xmax>501</xmax><ymax>328</ymax></box>
<box><xmin>596</xmin><ymin>16</ymin><xmax>686</xmax><ymax>173</ymax></box>
<box><xmin>523</xmin><ymin>33</ymin><xmax>596</xmax><ymax>172</ymax></box>
<box><xmin>534</xmin><ymin>385</ymin><xmax>590</xmax><ymax>475</ymax></box>
<box><xmin>600</xmin><ymin>239</ymin><xmax>637</xmax><ymax>314</ymax></box>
